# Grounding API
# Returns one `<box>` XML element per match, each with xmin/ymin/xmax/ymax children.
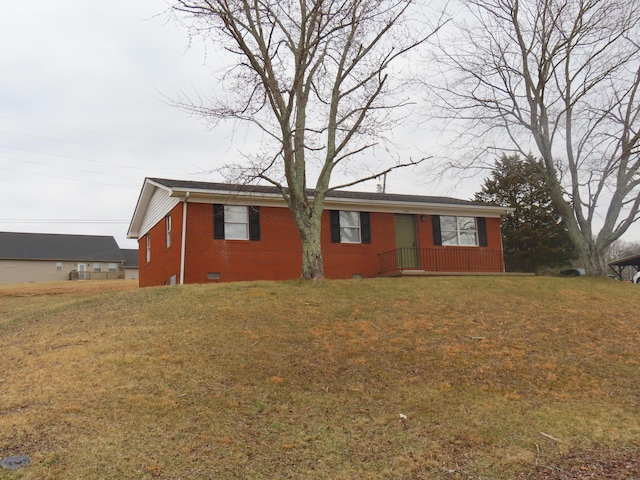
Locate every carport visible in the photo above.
<box><xmin>608</xmin><ymin>253</ymin><xmax>640</xmax><ymax>281</ymax></box>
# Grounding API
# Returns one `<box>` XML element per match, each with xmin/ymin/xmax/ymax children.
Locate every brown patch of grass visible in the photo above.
<box><xmin>0</xmin><ymin>279</ymin><xmax>137</xmax><ymax>297</ymax></box>
<box><xmin>0</xmin><ymin>277</ymin><xmax>639</xmax><ymax>479</ymax></box>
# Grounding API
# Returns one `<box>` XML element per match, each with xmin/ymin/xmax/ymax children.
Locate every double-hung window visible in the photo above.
<box><xmin>433</xmin><ymin>216</ymin><xmax>487</xmax><ymax>247</ymax></box>
<box><xmin>166</xmin><ymin>215</ymin><xmax>172</xmax><ymax>248</ymax></box>
<box><xmin>214</xmin><ymin>205</ymin><xmax>260</xmax><ymax>240</ymax></box>
<box><xmin>224</xmin><ymin>206</ymin><xmax>249</xmax><ymax>240</ymax></box>
<box><xmin>330</xmin><ymin>211</ymin><xmax>371</xmax><ymax>244</ymax></box>
<box><xmin>339</xmin><ymin>211</ymin><xmax>361</xmax><ymax>243</ymax></box>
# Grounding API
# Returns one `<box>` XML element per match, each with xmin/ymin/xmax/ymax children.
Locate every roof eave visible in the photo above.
<box><xmin>127</xmin><ymin>178</ymin><xmax>173</xmax><ymax>239</ymax></box>
<box><xmin>166</xmin><ymin>186</ymin><xmax>513</xmax><ymax>217</ymax></box>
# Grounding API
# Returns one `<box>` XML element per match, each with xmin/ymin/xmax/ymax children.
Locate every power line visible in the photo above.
<box><xmin>0</xmin><ymin>144</ymin><xmax>189</xmax><ymax>176</ymax></box>
<box><xmin>0</xmin><ymin>162</ymin><xmax>140</xmax><ymax>189</ymax></box>
<box><xmin>0</xmin><ymin>129</ymin><xmax>214</xmax><ymax>164</ymax></box>
<box><xmin>0</xmin><ymin>153</ymin><xmax>137</xmax><ymax>181</ymax></box>
<box><xmin>0</xmin><ymin>115</ymin><xmax>216</xmax><ymax>153</ymax></box>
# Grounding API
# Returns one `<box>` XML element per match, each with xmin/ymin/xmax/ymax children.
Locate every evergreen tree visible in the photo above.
<box><xmin>475</xmin><ymin>155</ymin><xmax>576</xmax><ymax>273</ymax></box>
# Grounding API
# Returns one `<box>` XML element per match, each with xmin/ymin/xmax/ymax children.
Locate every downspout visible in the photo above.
<box><xmin>179</xmin><ymin>192</ymin><xmax>189</xmax><ymax>285</ymax></box>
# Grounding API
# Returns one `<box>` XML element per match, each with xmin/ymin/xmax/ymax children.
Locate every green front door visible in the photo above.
<box><xmin>395</xmin><ymin>214</ymin><xmax>419</xmax><ymax>268</ymax></box>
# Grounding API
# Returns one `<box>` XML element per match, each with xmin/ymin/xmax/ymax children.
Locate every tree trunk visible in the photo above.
<box><xmin>301</xmin><ymin>235</ymin><xmax>324</xmax><ymax>280</ymax></box>
<box><xmin>288</xmin><ymin>197</ymin><xmax>325</xmax><ymax>280</ymax></box>
<box><xmin>577</xmin><ymin>243</ymin><xmax>608</xmax><ymax>277</ymax></box>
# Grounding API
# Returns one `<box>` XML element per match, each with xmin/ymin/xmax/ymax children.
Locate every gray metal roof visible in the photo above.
<box><xmin>609</xmin><ymin>253</ymin><xmax>640</xmax><ymax>268</ymax></box>
<box><xmin>147</xmin><ymin>177</ymin><xmax>486</xmax><ymax>207</ymax></box>
<box><xmin>0</xmin><ymin>232</ymin><xmax>126</xmax><ymax>262</ymax></box>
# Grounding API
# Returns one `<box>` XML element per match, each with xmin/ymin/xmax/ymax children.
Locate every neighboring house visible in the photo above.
<box><xmin>120</xmin><ymin>249</ymin><xmax>140</xmax><ymax>281</ymax></box>
<box><xmin>127</xmin><ymin>178</ymin><xmax>513</xmax><ymax>287</ymax></box>
<box><xmin>0</xmin><ymin>232</ymin><xmax>135</xmax><ymax>284</ymax></box>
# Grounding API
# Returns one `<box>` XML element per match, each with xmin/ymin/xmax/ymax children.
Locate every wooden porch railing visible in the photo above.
<box><xmin>69</xmin><ymin>271</ymin><xmax>125</xmax><ymax>281</ymax></box>
<box><xmin>378</xmin><ymin>248</ymin><xmax>504</xmax><ymax>275</ymax></box>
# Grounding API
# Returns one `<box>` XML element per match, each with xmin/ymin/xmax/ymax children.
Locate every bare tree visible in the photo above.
<box><xmin>432</xmin><ymin>0</ymin><xmax>640</xmax><ymax>275</ymax></box>
<box><xmin>170</xmin><ymin>0</ymin><xmax>443</xmax><ymax>279</ymax></box>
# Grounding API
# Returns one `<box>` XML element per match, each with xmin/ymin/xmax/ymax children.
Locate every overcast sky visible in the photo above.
<box><xmin>3</xmin><ymin>1</ymin><xmax>638</xmax><ymax>249</ymax></box>
<box><xmin>0</xmin><ymin>0</ymin><xmax>459</xmax><ymax>249</ymax></box>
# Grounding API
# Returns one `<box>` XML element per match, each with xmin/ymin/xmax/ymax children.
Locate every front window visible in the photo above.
<box><xmin>108</xmin><ymin>263</ymin><xmax>117</xmax><ymax>273</ymax></box>
<box><xmin>224</xmin><ymin>206</ymin><xmax>249</xmax><ymax>240</ymax></box>
<box><xmin>56</xmin><ymin>262</ymin><xmax>62</xmax><ymax>271</ymax></box>
<box><xmin>441</xmin><ymin>216</ymin><xmax>478</xmax><ymax>246</ymax></box>
<box><xmin>93</xmin><ymin>263</ymin><xmax>102</xmax><ymax>272</ymax></box>
<box><xmin>339</xmin><ymin>211</ymin><xmax>361</xmax><ymax>243</ymax></box>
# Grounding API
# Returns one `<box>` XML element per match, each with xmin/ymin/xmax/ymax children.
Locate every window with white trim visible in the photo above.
<box><xmin>330</xmin><ymin>210</ymin><xmax>371</xmax><ymax>244</ymax></box>
<box><xmin>339</xmin><ymin>211</ymin><xmax>361</xmax><ymax>243</ymax></box>
<box><xmin>108</xmin><ymin>263</ymin><xmax>117</xmax><ymax>273</ymax></box>
<box><xmin>440</xmin><ymin>216</ymin><xmax>478</xmax><ymax>246</ymax></box>
<box><xmin>93</xmin><ymin>263</ymin><xmax>102</xmax><ymax>272</ymax></box>
<box><xmin>56</xmin><ymin>262</ymin><xmax>62</xmax><ymax>271</ymax></box>
<box><xmin>224</xmin><ymin>206</ymin><xmax>249</xmax><ymax>240</ymax></box>
<box><xmin>214</xmin><ymin>204</ymin><xmax>260</xmax><ymax>240</ymax></box>
<box><xmin>146</xmin><ymin>234</ymin><xmax>151</xmax><ymax>262</ymax></box>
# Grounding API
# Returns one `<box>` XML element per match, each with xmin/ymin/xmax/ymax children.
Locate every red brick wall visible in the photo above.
<box><xmin>416</xmin><ymin>215</ymin><xmax>502</xmax><ymax>248</ymax></box>
<box><xmin>415</xmin><ymin>214</ymin><xmax>504</xmax><ymax>272</ymax></box>
<box><xmin>323</xmin><ymin>212</ymin><xmax>396</xmax><ymax>279</ymax></box>
<box><xmin>183</xmin><ymin>203</ymin><xmax>303</xmax><ymax>283</ymax></box>
<box><xmin>138</xmin><ymin>203</ymin><xmax>505</xmax><ymax>286</ymax></box>
<box><xmin>138</xmin><ymin>203</ymin><xmax>184</xmax><ymax>287</ymax></box>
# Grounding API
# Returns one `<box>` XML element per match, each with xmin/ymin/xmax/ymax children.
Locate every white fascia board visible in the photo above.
<box><xmin>167</xmin><ymin>187</ymin><xmax>286</xmax><ymax>207</ymax></box>
<box><xmin>166</xmin><ymin>186</ymin><xmax>513</xmax><ymax>218</ymax></box>
<box><xmin>127</xmin><ymin>179</ymin><xmax>175</xmax><ymax>239</ymax></box>
<box><xmin>322</xmin><ymin>197</ymin><xmax>512</xmax><ymax>218</ymax></box>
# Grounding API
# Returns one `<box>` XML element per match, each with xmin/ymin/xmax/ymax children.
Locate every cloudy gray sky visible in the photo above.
<box><xmin>0</xmin><ymin>0</ymin><xmax>456</xmax><ymax>249</ymax></box>
<box><xmin>0</xmin><ymin>1</ymin><xmax>232</xmax><ymax>248</ymax></box>
<box><xmin>3</xmin><ymin>1</ymin><xmax>637</xmax><ymax>249</ymax></box>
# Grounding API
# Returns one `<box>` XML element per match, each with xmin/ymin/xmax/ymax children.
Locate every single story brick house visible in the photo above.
<box><xmin>127</xmin><ymin>178</ymin><xmax>512</xmax><ymax>286</ymax></box>
<box><xmin>0</xmin><ymin>232</ymin><xmax>135</xmax><ymax>284</ymax></box>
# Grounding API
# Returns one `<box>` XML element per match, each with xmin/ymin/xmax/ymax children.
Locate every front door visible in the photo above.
<box><xmin>395</xmin><ymin>214</ymin><xmax>419</xmax><ymax>268</ymax></box>
<box><xmin>78</xmin><ymin>264</ymin><xmax>86</xmax><ymax>280</ymax></box>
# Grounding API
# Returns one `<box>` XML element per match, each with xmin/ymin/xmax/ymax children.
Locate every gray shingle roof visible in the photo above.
<box><xmin>0</xmin><ymin>232</ymin><xmax>126</xmax><ymax>262</ymax></box>
<box><xmin>147</xmin><ymin>177</ymin><xmax>485</xmax><ymax>207</ymax></box>
<box><xmin>120</xmin><ymin>249</ymin><xmax>139</xmax><ymax>268</ymax></box>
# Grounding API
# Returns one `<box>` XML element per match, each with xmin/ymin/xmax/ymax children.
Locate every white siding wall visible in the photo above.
<box><xmin>139</xmin><ymin>187</ymin><xmax>180</xmax><ymax>237</ymax></box>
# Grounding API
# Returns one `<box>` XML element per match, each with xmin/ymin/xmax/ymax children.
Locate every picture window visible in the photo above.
<box><xmin>440</xmin><ymin>216</ymin><xmax>478</xmax><ymax>246</ymax></box>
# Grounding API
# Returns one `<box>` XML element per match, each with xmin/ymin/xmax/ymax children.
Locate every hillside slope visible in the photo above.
<box><xmin>0</xmin><ymin>277</ymin><xmax>639</xmax><ymax>479</ymax></box>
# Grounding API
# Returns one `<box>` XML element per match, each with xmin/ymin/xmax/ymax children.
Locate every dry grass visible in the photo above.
<box><xmin>0</xmin><ymin>277</ymin><xmax>638</xmax><ymax>479</ymax></box>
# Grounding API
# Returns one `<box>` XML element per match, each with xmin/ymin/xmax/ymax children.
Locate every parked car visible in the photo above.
<box><xmin>633</xmin><ymin>271</ymin><xmax>640</xmax><ymax>284</ymax></box>
<box><xmin>559</xmin><ymin>268</ymin><xmax>586</xmax><ymax>277</ymax></box>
